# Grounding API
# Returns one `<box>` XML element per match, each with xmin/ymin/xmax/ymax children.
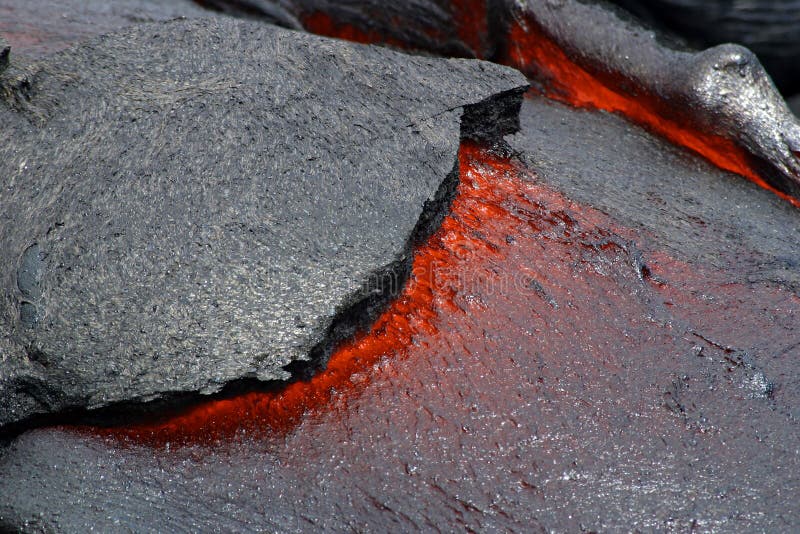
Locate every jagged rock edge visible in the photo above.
<box><xmin>0</xmin><ymin>84</ymin><xmax>527</xmax><ymax>437</ymax></box>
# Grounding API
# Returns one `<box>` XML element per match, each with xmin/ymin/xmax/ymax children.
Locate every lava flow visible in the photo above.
<box><xmin>498</xmin><ymin>16</ymin><xmax>800</xmax><ymax>207</ymax></box>
<box><xmin>90</xmin><ymin>142</ymin><xmax>529</xmax><ymax>446</ymax></box>
<box><xmin>89</xmin><ymin>139</ymin><xmax>667</xmax><ymax>448</ymax></box>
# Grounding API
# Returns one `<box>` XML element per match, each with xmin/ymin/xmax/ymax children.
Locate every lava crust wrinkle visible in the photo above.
<box><xmin>0</xmin><ymin>17</ymin><xmax>527</xmax><ymax>430</ymax></box>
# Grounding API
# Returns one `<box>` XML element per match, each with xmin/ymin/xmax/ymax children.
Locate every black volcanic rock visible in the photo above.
<box><xmin>0</xmin><ymin>36</ymin><xmax>8</xmax><ymax>72</ymax></box>
<box><xmin>0</xmin><ymin>0</ymin><xmax>219</xmax><ymax>59</ymax></box>
<box><xmin>0</xmin><ymin>17</ymin><xmax>527</xmax><ymax>428</ymax></box>
<box><xmin>196</xmin><ymin>0</ymin><xmax>481</xmax><ymax>56</ymax></box>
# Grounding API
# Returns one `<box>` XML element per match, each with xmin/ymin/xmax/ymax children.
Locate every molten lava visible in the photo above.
<box><xmin>500</xmin><ymin>17</ymin><xmax>800</xmax><ymax>207</ymax></box>
<box><xmin>93</xmin><ymin>142</ymin><xmax>530</xmax><ymax>446</ymax></box>
<box><xmin>301</xmin><ymin>12</ymin><xmax>410</xmax><ymax>49</ymax></box>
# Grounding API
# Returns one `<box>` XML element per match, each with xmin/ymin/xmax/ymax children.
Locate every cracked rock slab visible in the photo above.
<box><xmin>0</xmin><ymin>17</ymin><xmax>527</xmax><ymax>428</ymax></box>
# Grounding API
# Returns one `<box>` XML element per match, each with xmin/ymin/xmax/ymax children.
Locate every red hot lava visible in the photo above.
<box><xmin>91</xmin><ymin>140</ymin><xmax>668</xmax><ymax>448</ymax></box>
<box><xmin>94</xmin><ymin>142</ymin><xmax>529</xmax><ymax>445</ymax></box>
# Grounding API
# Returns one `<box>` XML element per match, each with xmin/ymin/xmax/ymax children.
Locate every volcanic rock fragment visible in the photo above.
<box><xmin>0</xmin><ymin>17</ymin><xmax>527</xmax><ymax>428</ymax></box>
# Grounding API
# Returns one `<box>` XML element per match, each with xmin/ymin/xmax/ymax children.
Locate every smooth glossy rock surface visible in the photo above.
<box><xmin>608</xmin><ymin>0</ymin><xmax>800</xmax><ymax>95</ymax></box>
<box><xmin>0</xmin><ymin>17</ymin><xmax>526</xmax><ymax>427</ymax></box>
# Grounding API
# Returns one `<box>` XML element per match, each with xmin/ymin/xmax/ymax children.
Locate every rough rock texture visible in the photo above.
<box><xmin>1</xmin><ymin>97</ymin><xmax>800</xmax><ymax>532</ymax></box>
<box><xmin>608</xmin><ymin>0</ymin><xmax>800</xmax><ymax>95</ymax></box>
<box><xmin>0</xmin><ymin>17</ymin><xmax>527</xmax><ymax>428</ymax></box>
<box><xmin>0</xmin><ymin>0</ymin><xmax>218</xmax><ymax>60</ymax></box>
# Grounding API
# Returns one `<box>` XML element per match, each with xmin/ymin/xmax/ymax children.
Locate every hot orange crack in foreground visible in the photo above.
<box><xmin>90</xmin><ymin>142</ymin><xmax>529</xmax><ymax>446</ymax></box>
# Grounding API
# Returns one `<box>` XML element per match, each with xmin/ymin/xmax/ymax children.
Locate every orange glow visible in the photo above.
<box><xmin>92</xmin><ymin>142</ymin><xmax>524</xmax><ymax>446</ymax></box>
<box><xmin>500</xmin><ymin>18</ymin><xmax>800</xmax><ymax>208</ymax></box>
<box><xmin>301</xmin><ymin>11</ymin><xmax>410</xmax><ymax>49</ymax></box>
<box><xmin>450</xmin><ymin>0</ymin><xmax>488</xmax><ymax>58</ymax></box>
<box><xmin>301</xmin><ymin>3</ymin><xmax>488</xmax><ymax>58</ymax></box>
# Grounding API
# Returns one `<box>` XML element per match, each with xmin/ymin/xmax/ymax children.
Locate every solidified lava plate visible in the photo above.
<box><xmin>2</xmin><ymin>0</ymin><xmax>800</xmax><ymax>532</ymax></box>
<box><xmin>0</xmin><ymin>17</ymin><xmax>525</xmax><ymax>427</ymax></box>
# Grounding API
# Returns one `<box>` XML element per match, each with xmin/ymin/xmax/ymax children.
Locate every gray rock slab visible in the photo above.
<box><xmin>0</xmin><ymin>17</ymin><xmax>527</xmax><ymax>428</ymax></box>
<box><xmin>0</xmin><ymin>0</ymin><xmax>219</xmax><ymax>60</ymax></box>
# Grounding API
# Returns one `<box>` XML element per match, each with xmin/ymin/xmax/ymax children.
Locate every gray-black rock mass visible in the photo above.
<box><xmin>0</xmin><ymin>17</ymin><xmax>527</xmax><ymax>428</ymax></box>
<box><xmin>2</xmin><ymin>1</ymin><xmax>800</xmax><ymax>532</ymax></box>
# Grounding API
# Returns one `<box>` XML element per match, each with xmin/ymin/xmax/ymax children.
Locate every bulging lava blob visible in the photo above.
<box><xmin>498</xmin><ymin>15</ymin><xmax>800</xmax><ymax>207</ymax></box>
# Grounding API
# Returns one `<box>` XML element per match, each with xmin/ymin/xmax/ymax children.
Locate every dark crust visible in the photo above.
<box><xmin>0</xmin><ymin>58</ymin><xmax>526</xmax><ymax>437</ymax></box>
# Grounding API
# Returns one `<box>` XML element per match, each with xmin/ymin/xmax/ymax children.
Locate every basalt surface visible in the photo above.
<box><xmin>0</xmin><ymin>0</ymin><xmax>218</xmax><ymax>60</ymax></box>
<box><xmin>2</xmin><ymin>1</ymin><xmax>800</xmax><ymax>532</ymax></box>
<box><xmin>0</xmin><ymin>17</ymin><xmax>527</xmax><ymax>428</ymax></box>
<box><xmin>510</xmin><ymin>97</ymin><xmax>800</xmax><ymax>293</ymax></box>
<box><xmin>2</xmin><ymin>109</ymin><xmax>800</xmax><ymax>531</ymax></box>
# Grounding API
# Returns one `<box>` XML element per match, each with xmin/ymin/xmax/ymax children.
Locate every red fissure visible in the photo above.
<box><xmin>92</xmin><ymin>143</ymin><xmax>528</xmax><ymax>445</ymax></box>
